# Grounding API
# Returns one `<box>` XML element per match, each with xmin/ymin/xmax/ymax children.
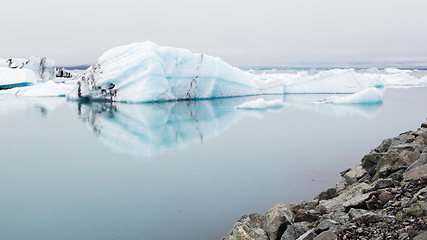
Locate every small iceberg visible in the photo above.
<box><xmin>325</xmin><ymin>88</ymin><xmax>383</xmax><ymax>104</ymax></box>
<box><xmin>0</xmin><ymin>68</ymin><xmax>36</xmax><ymax>90</ymax></box>
<box><xmin>235</xmin><ymin>98</ymin><xmax>285</xmax><ymax>110</ymax></box>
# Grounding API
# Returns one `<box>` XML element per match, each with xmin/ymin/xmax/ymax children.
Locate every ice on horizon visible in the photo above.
<box><xmin>235</xmin><ymin>98</ymin><xmax>285</xmax><ymax>110</ymax></box>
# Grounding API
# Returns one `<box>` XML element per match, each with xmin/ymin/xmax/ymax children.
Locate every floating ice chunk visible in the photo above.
<box><xmin>0</xmin><ymin>80</ymin><xmax>75</xmax><ymax>97</ymax></box>
<box><xmin>284</xmin><ymin>69</ymin><xmax>368</xmax><ymax>94</ymax></box>
<box><xmin>70</xmin><ymin>41</ymin><xmax>259</xmax><ymax>102</ymax></box>
<box><xmin>235</xmin><ymin>98</ymin><xmax>285</xmax><ymax>110</ymax></box>
<box><xmin>327</xmin><ymin>88</ymin><xmax>383</xmax><ymax>104</ymax></box>
<box><xmin>0</xmin><ymin>67</ymin><xmax>36</xmax><ymax>89</ymax></box>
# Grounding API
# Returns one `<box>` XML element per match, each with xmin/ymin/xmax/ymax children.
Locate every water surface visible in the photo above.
<box><xmin>0</xmin><ymin>87</ymin><xmax>426</xmax><ymax>240</ymax></box>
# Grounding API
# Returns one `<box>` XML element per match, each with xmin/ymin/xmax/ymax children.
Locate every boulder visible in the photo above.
<box><xmin>222</xmin><ymin>214</ymin><xmax>269</xmax><ymax>240</ymax></box>
<box><xmin>281</xmin><ymin>223</ymin><xmax>310</xmax><ymax>240</ymax></box>
<box><xmin>373</xmin><ymin>151</ymin><xmax>408</xmax><ymax>180</ymax></box>
<box><xmin>361</xmin><ymin>152</ymin><xmax>384</xmax><ymax>176</ymax></box>
<box><xmin>314</xmin><ymin>220</ymin><xmax>340</xmax><ymax>233</ymax></box>
<box><xmin>313</xmin><ymin>231</ymin><xmax>337</xmax><ymax>240</ymax></box>
<box><xmin>348</xmin><ymin>208</ymin><xmax>384</xmax><ymax>223</ymax></box>
<box><xmin>264</xmin><ymin>204</ymin><xmax>294</xmax><ymax>240</ymax></box>
<box><xmin>403</xmin><ymin>164</ymin><xmax>427</xmax><ymax>181</ymax></box>
<box><xmin>315</xmin><ymin>188</ymin><xmax>337</xmax><ymax>201</ymax></box>
<box><xmin>320</xmin><ymin>183</ymin><xmax>371</xmax><ymax>212</ymax></box>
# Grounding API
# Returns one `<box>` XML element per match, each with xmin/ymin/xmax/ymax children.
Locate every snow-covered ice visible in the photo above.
<box><xmin>235</xmin><ymin>98</ymin><xmax>285</xmax><ymax>110</ymax></box>
<box><xmin>0</xmin><ymin>67</ymin><xmax>36</xmax><ymax>89</ymax></box>
<box><xmin>324</xmin><ymin>88</ymin><xmax>383</xmax><ymax>104</ymax></box>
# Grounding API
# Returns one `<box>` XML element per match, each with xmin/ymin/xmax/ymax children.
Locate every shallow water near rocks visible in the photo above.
<box><xmin>0</xmin><ymin>87</ymin><xmax>426</xmax><ymax>240</ymax></box>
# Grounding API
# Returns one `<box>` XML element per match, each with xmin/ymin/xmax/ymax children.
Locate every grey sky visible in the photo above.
<box><xmin>1</xmin><ymin>0</ymin><xmax>426</xmax><ymax>66</ymax></box>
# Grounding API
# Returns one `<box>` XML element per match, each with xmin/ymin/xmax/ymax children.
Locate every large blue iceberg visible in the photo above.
<box><xmin>70</xmin><ymin>42</ymin><xmax>260</xmax><ymax>102</ymax></box>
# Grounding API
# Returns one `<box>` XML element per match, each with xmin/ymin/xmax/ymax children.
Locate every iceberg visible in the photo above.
<box><xmin>235</xmin><ymin>98</ymin><xmax>285</xmax><ymax>110</ymax></box>
<box><xmin>0</xmin><ymin>56</ymin><xmax>56</xmax><ymax>81</ymax></box>
<box><xmin>70</xmin><ymin>42</ymin><xmax>259</xmax><ymax>102</ymax></box>
<box><xmin>325</xmin><ymin>88</ymin><xmax>383</xmax><ymax>104</ymax></box>
<box><xmin>0</xmin><ymin>67</ymin><xmax>36</xmax><ymax>89</ymax></box>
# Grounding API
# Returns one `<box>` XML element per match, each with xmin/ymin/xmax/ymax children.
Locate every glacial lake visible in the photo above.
<box><xmin>1</xmin><ymin>87</ymin><xmax>427</xmax><ymax>240</ymax></box>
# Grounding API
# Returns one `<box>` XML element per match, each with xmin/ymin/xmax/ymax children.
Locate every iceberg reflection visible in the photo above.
<box><xmin>68</xmin><ymin>93</ymin><xmax>383</xmax><ymax>158</ymax></box>
<box><xmin>70</xmin><ymin>99</ymin><xmax>248</xmax><ymax>158</ymax></box>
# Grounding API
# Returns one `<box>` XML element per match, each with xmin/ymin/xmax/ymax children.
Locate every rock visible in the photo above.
<box><xmin>264</xmin><ymin>204</ymin><xmax>294</xmax><ymax>240</ymax></box>
<box><xmin>315</xmin><ymin>220</ymin><xmax>340</xmax><ymax>233</ymax></box>
<box><xmin>296</xmin><ymin>230</ymin><xmax>315</xmax><ymax>240</ymax></box>
<box><xmin>313</xmin><ymin>231</ymin><xmax>337</xmax><ymax>240</ymax></box>
<box><xmin>328</xmin><ymin>211</ymin><xmax>349</xmax><ymax>225</ymax></box>
<box><xmin>373</xmin><ymin>151</ymin><xmax>408</xmax><ymax>180</ymax></box>
<box><xmin>372</xmin><ymin>178</ymin><xmax>396</xmax><ymax>189</ymax></box>
<box><xmin>348</xmin><ymin>208</ymin><xmax>384</xmax><ymax>223</ymax></box>
<box><xmin>361</xmin><ymin>152</ymin><xmax>384</xmax><ymax>176</ymax></box>
<box><xmin>390</xmin><ymin>143</ymin><xmax>422</xmax><ymax>164</ymax></box>
<box><xmin>406</xmin><ymin>153</ymin><xmax>427</xmax><ymax>172</ymax></box>
<box><xmin>315</xmin><ymin>188</ymin><xmax>337</xmax><ymax>201</ymax></box>
<box><xmin>345</xmin><ymin>166</ymin><xmax>367</xmax><ymax>183</ymax></box>
<box><xmin>281</xmin><ymin>223</ymin><xmax>310</xmax><ymax>240</ymax></box>
<box><xmin>315</xmin><ymin>205</ymin><xmax>328</xmax><ymax>215</ymax></box>
<box><xmin>413</xmin><ymin>230</ymin><xmax>427</xmax><ymax>240</ymax></box>
<box><xmin>320</xmin><ymin>183</ymin><xmax>371</xmax><ymax>212</ymax></box>
<box><xmin>373</xmin><ymin>139</ymin><xmax>393</xmax><ymax>153</ymax></box>
<box><xmin>290</xmin><ymin>200</ymin><xmax>319</xmax><ymax>213</ymax></box>
<box><xmin>378</xmin><ymin>191</ymin><xmax>394</xmax><ymax>204</ymax></box>
<box><xmin>421</xmin><ymin>122</ymin><xmax>427</xmax><ymax>128</ymax></box>
<box><xmin>403</xmin><ymin>202</ymin><xmax>425</xmax><ymax>217</ymax></box>
<box><xmin>403</xmin><ymin>164</ymin><xmax>427</xmax><ymax>181</ymax></box>
<box><xmin>222</xmin><ymin>213</ymin><xmax>269</xmax><ymax>240</ymax></box>
<box><xmin>294</xmin><ymin>209</ymin><xmax>319</xmax><ymax>223</ymax></box>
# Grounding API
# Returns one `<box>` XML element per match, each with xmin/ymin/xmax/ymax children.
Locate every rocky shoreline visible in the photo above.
<box><xmin>223</xmin><ymin>122</ymin><xmax>427</xmax><ymax>240</ymax></box>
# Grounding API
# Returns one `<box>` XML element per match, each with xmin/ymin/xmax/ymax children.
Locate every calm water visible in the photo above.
<box><xmin>0</xmin><ymin>87</ymin><xmax>426</xmax><ymax>240</ymax></box>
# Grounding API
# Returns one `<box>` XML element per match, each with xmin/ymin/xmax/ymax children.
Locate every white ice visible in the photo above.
<box><xmin>235</xmin><ymin>98</ymin><xmax>285</xmax><ymax>110</ymax></box>
<box><xmin>0</xmin><ymin>67</ymin><xmax>36</xmax><ymax>88</ymax></box>
<box><xmin>0</xmin><ymin>56</ymin><xmax>56</xmax><ymax>81</ymax></box>
<box><xmin>70</xmin><ymin>41</ymin><xmax>259</xmax><ymax>102</ymax></box>
<box><xmin>0</xmin><ymin>80</ymin><xmax>76</xmax><ymax>97</ymax></box>
<box><xmin>324</xmin><ymin>88</ymin><xmax>383</xmax><ymax>104</ymax></box>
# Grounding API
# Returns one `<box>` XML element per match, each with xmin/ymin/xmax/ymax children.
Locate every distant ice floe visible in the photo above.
<box><xmin>235</xmin><ymin>98</ymin><xmax>285</xmax><ymax>110</ymax></box>
<box><xmin>0</xmin><ymin>80</ymin><xmax>76</xmax><ymax>97</ymax></box>
<box><xmin>323</xmin><ymin>88</ymin><xmax>383</xmax><ymax>105</ymax></box>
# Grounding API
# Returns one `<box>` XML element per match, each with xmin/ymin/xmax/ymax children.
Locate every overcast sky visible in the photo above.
<box><xmin>1</xmin><ymin>0</ymin><xmax>426</xmax><ymax>66</ymax></box>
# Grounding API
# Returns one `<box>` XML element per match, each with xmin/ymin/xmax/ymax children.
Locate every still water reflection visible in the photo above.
<box><xmin>0</xmin><ymin>88</ymin><xmax>426</xmax><ymax>240</ymax></box>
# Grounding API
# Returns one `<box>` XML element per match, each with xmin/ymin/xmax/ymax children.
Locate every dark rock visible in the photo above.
<box><xmin>315</xmin><ymin>220</ymin><xmax>340</xmax><ymax>233</ymax></box>
<box><xmin>421</xmin><ymin>122</ymin><xmax>427</xmax><ymax>128</ymax></box>
<box><xmin>313</xmin><ymin>231</ymin><xmax>337</xmax><ymax>240</ymax></box>
<box><xmin>361</xmin><ymin>152</ymin><xmax>384</xmax><ymax>176</ymax></box>
<box><xmin>378</xmin><ymin>191</ymin><xmax>394</xmax><ymax>204</ymax></box>
<box><xmin>294</xmin><ymin>209</ymin><xmax>319</xmax><ymax>223</ymax></box>
<box><xmin>222</xmin><ymin>213</ymin><xmax>268</xmax><ymax>240</ymax></box>
<box><xmin>374</xmin><ymin>138</ymin><xmax>393</xmax><ymax>153</ymax></box>
<box><xmin>281</xmin><ymin>223</ymin><xmax>310</xmax><ymax>240</ymax></box>
<box><xmin>315</xmin><ymin>188</ymin><xmax>337</xmax><ymax>201</ymax></box>
<box><xmin>373</xmin><ymin>178</ymin><xmax>396</xmax><ymax>189</ymax></box>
